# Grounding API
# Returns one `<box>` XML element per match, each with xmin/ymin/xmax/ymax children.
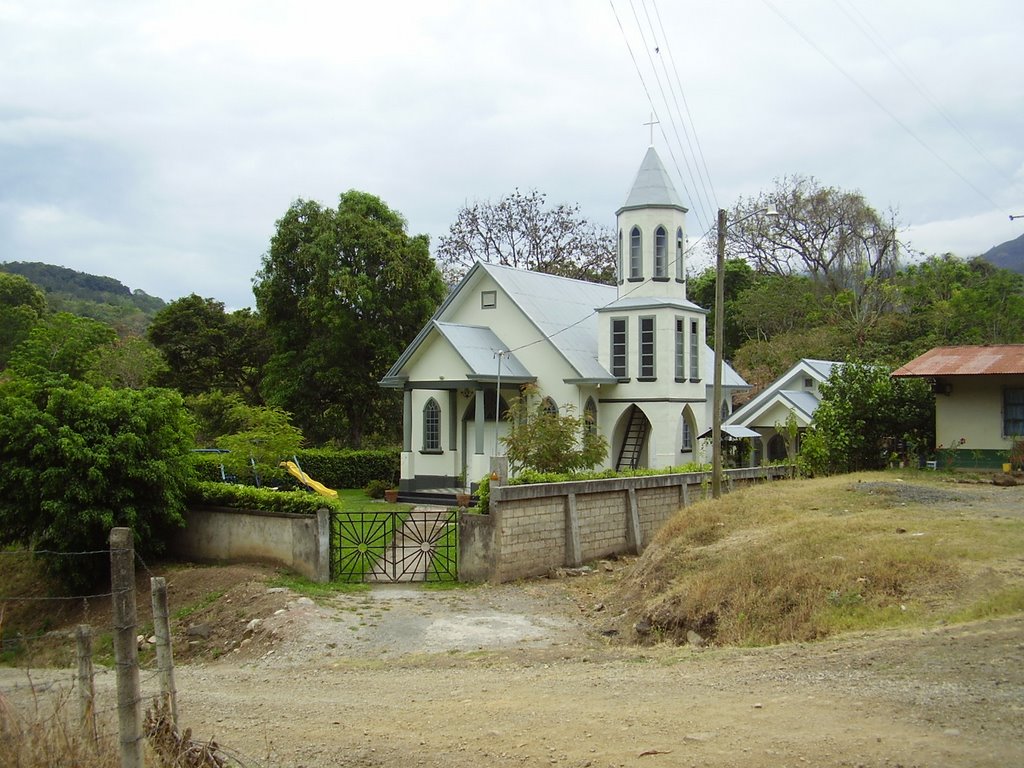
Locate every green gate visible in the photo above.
<box><xmin>329</xmin><ymin>509</ymin><xmax>458</xmax><ymax>582</ymax></box>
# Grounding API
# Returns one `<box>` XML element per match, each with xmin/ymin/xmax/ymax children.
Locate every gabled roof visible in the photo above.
<box><xmin>382</xmin><ymin>260</ymin><xmax>749</xmax><ymax>390</ymax></box>
<box><xmin>481</xmin><ymin>263</ymin><xmax>617</xmax><ymax>381</ymax></box>
<box><xmin>433</xmin><ymin>322</ymin><xmax>532</xmax><ymax>380</ymax></box>
<box><xmin>616</xmin><ymin>147</ymin><xmax>688</xmax><ymax>214</ymax></box>
<box><xmin>892</xmin><ymin>345</ymin><xmax>1024</xmax><ymax>377</ymax></box>
<box><xmin>725</xmin><ymin>358</ymin><xmax>842</xmax><ymax>428</ymax></box>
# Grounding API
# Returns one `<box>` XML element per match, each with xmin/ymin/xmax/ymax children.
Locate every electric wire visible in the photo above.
<box><xmin>643</xmin><ymin>0</ymin><xmax>720</xmax><ymax>222</ymax></box>
<box><xmin>762</xmin><ymin>0</ymin><xmax>1006</xmax><ymax>214</ymax></box>
<box><xmin>833</xmin><ymin>0</ymin><xmax>1024</xmax><ymax>199</ymax></box>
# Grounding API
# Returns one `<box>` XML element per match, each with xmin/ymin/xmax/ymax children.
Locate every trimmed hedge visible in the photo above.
<box><xmin>191</xmin><ymin>447</ymin><xmax>400</xmax><ymax>490</ymax></box>
<box><xmin>187</xmin><ymin>480</ymin><xmax>339</xmax><ymax>515</ymax></box>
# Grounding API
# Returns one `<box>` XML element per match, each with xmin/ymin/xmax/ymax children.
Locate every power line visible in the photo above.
<box><xmin>833</xmin><ymin>0</ymin><xmax>1024</xmax><ymax>199</ymax></box>
<box><xmin>763</xmin><ymin>0</ymin><xmax>1007</xmax><ymax>214</ymax></box>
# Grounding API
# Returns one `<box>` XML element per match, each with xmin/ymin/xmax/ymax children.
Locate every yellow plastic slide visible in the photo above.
<box><xmin>280</xmin><ymin>461</ymin><xmax>338</xmax><ymax>499</ymax></box>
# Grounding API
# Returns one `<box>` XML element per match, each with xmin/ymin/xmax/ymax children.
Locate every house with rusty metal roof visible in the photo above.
<box><xmin>380</xmin><ymin>147</ymin><xmax>750</xmax><ymax>496</ymax></box>
<box><xmin>892</xmin><ymin>345</ymin><xmax>1024</xmax><ymax>469</ymax></box>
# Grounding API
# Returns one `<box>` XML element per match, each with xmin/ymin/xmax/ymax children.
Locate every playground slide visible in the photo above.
<box><xmin>280</xmin><ymin>461</ymin><xmax>338</xmax><ymax>499</ymax></box>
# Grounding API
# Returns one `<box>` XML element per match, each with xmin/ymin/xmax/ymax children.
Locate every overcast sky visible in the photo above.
<box><xmin>2</xmin><ymin>1</ymin><xmax>1021</xmax><ymax>309</ymax></box>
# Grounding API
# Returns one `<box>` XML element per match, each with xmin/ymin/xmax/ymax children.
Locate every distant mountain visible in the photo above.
<box><xmin>0</xmin><ymin>261</ymin><xmax>167</xmax><ymax>334</ymax></box>
<box><xmin>980</xmin><ymin>232</ymin><xmax>1024</xmax><ymax>275</ymax></box>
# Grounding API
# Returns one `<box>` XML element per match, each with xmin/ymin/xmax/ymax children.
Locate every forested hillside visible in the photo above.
<box><xmin>0</xmin><ymin>261</ymin><xmax>166</xmax><ymax>334</ymax></box>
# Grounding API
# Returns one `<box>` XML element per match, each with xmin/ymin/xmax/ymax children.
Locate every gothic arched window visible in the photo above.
<box><xmin>629</xmin><ymin>226</ymin><xmax>642</xmax><ymax>279</ymax></box>
<box><xmin>675</xmin><ymin>227</ymin><xmax>684</xmax><ymax>280</ymax></box>
<box><xmin>423</xmin><ymin>398</ymin><xmax>441</xmax><ymax>452</ymax></box>
<box><xmin>654</xmin><ymin>226</ymin><xmax>668</xmax><ymax>278</ymax></box>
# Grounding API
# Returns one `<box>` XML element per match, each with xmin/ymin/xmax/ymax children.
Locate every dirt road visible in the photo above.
<box><xmin>160</xmin><ymin>572</ymin><xmax>1023</xmax><ymax>768</ymax></box>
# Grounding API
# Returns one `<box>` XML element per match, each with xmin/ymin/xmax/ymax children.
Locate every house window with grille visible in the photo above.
<box><xmin>542</xmin><ymin>397</ymin><xmax>559</xmax><ymax>416</ymax></box>
<box><xmin>689</xmin><ymin>319</ymin><xmax>700</xmax><ymax>379</ymax></box>
<box><xmin>1006</xmin><ymin>388</ymin><xmax>1024</xmax><ymax>437</ymax></box>
<box><xmin>639</xmin><ymin>316</ymin><xmax>655</xmax><ymax>379</ymax></box>
<box><xmin>611</xmin><ymin>318</ymin><xmax>628</xmax><ymax>378</ymax></box>
<box><xmin>422</xmin><ymin>398</ymin><xmax>441</xmax><ymax>452</ymax></box>
<box><xmin>654</xmin><ymin>226</ymin><xmax>668</xmax><ymax>278</ymax></box>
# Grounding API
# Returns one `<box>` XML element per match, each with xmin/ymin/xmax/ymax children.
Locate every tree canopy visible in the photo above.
<box><xmin>254</xmin><ymin>191</ymin><xmax>447</xmax><ymax>446</ymax></box>
<box><xmin>800</xmin><ymin>362</ymin><xmax>933</xmax><ymax>475</ymax></box>
<box><xmin>0</xmin><ymin>376</ymin><xmax>195</xmax><ymax>587</ymax></box>
<box><xmin>0</xmin><ymin>272</ymin><xmax>47</xmax><ymax>368</ymax></box>
<box><xmin>435</xmin><ymin>188</ymin><xmax>616</xmax><ymax>285</ymax></box>
<box><xmin>147</xmin><ymin>294</ymin><xmax>270</xmax><ymax>401</ymax></box>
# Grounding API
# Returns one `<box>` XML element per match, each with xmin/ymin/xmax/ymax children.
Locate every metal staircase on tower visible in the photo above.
<box><xmin>616</xmin><ymin>405</ymin><xmax>648</xmax><ymax>471</ymax></box>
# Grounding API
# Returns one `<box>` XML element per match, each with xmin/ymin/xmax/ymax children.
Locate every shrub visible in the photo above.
<box><xmin>188</xmin><ymin>481</ymin><xmax>336</xmax><ymax>516</ymax></box>
<box><xmin>0</xmin><ymin>377</ymin><xmax>195</xmax><ymax>589</ymax></box>
<box><xmin>364</xmin><ymin>479</ymin><xmax>389</xmax><ymax>499</ymax></box>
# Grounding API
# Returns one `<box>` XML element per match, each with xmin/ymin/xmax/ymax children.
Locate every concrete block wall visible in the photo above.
<box><xmin>459</xmin><ymin>466</ymin><xmax>790</xmax><ymax>583</ymax></box>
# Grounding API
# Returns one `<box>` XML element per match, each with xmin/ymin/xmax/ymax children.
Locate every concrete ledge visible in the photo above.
<box><xmin>171</xmin><ymin>506</ymin><xmax>330</xmax><ymax>583</ymax></box>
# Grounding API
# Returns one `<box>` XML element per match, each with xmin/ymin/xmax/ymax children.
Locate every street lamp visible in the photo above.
<box><xmin>712</xmin><ymin>206</ymin><xmax>777</xmax><ymax>499</ymax></box>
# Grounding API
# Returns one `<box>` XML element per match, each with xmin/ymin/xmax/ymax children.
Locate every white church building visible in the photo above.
<box><xmin>380</xmin><ymin>147</ymin><xmax>750</xmax><ymax>494</ymax></box>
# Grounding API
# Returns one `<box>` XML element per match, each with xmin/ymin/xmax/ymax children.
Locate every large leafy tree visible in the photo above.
<box><xmin>147</xmin><ymin>294</ymin><xmax>270</xmax><ymax>401</ymax></box>
<box><xmin>800</xmin><ymin>361</ymin><xmax>933</xmax><ymax>475</ymax></box>
<box><xmin>435</xmin><ymin>188</ymin><xmax>616</xmax><ymax>285</ymax></box>
<box><xmin>0</xmin><ymin>272</ymin><xmax>47</xmax><ymax>368</ymax></box>
<box><xmin>7</xmin><ymin>312</ymin><xmax>116</xmax><ymax>380</ymax></box>
<box><xmin>0</xmin><ymin>376</ymin><xmax>195</xmax><ymax>588</ymax></box>
<box><xmin>254</xmin><ymin>191</ymin><xmax>447</xmax><ymax>446</ymax></box>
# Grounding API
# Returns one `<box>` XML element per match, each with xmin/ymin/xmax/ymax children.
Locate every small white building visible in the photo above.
<box><xmin>381</xmin><ymin>147</ymin><xmax>749</xmax><ymax>493</ymax></box>
<box><xmin>723</xmin><ymin>358</ymin><xmax>842</xmax><ymax>463</ymax></box>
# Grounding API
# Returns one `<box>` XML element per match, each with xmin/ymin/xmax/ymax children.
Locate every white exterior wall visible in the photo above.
<box><xmin>617</xmin><ymin>207</ymin><xmax>687</xmax><ymax>300</ymax></box>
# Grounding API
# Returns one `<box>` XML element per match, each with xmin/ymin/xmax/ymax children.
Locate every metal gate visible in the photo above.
<box><xmin>329</xmin><ymin>509</ymin><xmax>458</xmax><ymax>583</ymax></box>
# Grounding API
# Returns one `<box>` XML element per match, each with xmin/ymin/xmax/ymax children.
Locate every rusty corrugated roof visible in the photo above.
<box><xmin>892</xmin><ymin>345</ymin><xmax>1024</xmax><ymax>377</ymax></box>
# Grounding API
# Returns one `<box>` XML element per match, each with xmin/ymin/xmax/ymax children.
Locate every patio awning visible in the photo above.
<box><xmin>698</xmin><ymin>425</ymin><xmax>761</xmax><ymax>440</ymax></box>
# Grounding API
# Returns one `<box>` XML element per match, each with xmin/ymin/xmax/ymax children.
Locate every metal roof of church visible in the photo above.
<box><xmin>892</xmin><ymin>345</ymin><xmax>1024</xmax><ymax>377</ymax></box>
<box><xmin>481</xmin><ymin>262</ymin><xmax>617</xmax><ymax>381</ymax></box>
<box><xmin>433</xmin><ymin>322</ymin><xmax>532</xmax><ymax>379</ymax></box>
<box><xmin>616</xmin><ymin>146</ymin><xmax>688</xmax><ymax>214</ymax></box>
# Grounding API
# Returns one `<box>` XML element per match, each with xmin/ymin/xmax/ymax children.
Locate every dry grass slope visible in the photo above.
<box><xmin>610</xmin><ymin>472</ymin><xmax>1024</xmax><ymax>646</ymax></box>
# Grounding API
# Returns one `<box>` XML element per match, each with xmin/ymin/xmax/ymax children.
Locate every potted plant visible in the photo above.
<box><xmin>1010</xmin><ymin>438</ymin><xmax>1024</xmax><ymax>473</ymax></box>
<box><xmin>384</xmin><ymin>488</ymin><xmax>399</xmax><ymax>503</ymax></box>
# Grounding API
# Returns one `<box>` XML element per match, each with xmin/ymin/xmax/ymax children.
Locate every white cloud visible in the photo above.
<box><xmin>0</xmin><ymin>0</ymin><xmax>1021</xmax><ymax>309</ymax></box>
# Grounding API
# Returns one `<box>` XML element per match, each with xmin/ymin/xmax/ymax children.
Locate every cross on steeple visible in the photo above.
<box><xmin>643</xmin><ymin>113</ymin><xmax>659</xmax><ymax>145</ymax></box>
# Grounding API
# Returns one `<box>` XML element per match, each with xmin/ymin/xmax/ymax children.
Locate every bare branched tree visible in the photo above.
<box><xmin>718</xmin><ymin>175</ymin><xmax>903</xmax><ymax>342</ymax></box>
<box><xmin>435</xmin><ymin>188</ymin><xmax>616</xmax><ymax>285</ymax></box>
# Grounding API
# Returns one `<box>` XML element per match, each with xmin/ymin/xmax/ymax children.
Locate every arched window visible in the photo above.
<box><xmin>422</xmin><ymin>398</ymin><xmax>441</xmax><ymax>452</ymax></box>
<box><xmin>675</xmin><ymin>227</ymin><xmax>684</xmax><ymax>281</ymax></box>
<box><xmin>542</xmin><ymin>397</ymin><xmax>559</xmax><ymax>416</ymax></box>
<box><xmin>629</xmin><ymin>226</ymin><xmax>642</xmax><ymax>279</ymax></box>
<box><xmin>681</xmin><ymin>407</ymin><xmax>696</xmax><ymax>452</ymax></box>
<box><xmin>654</xmin><ymin>226</ymin><xmax>668</xmax><ymax>278</ymax></box>
<box><xmin>584</xmin><ymin>397</ymin><xmax>598</xmax><ymax>436</ymax></box>
<box><xmin>617</xmin><ymin>229</ymin><xmax>623</xmax><ymax>284</ymax></box>
<box><xmin>720</xmin><ymin>399</ymin><xmax>730</xmax><ymax>420</ymax></box>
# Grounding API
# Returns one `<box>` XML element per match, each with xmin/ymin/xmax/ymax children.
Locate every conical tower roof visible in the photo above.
<box><xmin>616</xmin><ymin>146</ymin><xmax>687</xmax><ymax>214</ymax></box>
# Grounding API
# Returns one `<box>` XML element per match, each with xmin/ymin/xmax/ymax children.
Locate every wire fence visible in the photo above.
<box><xmin>0</xmin><ymin>529</ymin><xmax>238</xmax><ymax>768</ymax></box>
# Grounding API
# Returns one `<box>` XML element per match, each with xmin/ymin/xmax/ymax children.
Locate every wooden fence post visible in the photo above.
<box><xmin>150</xmin><ymin>576</ymin><xmax>178</xmax><ymax>726</ymax></box>
<box><xmin>109</xmin><ymin>527</ymin><xmax>143</xmax><ymax>768</ymax></box>
<box><xmin>75</xmin><ymin>624</ymin><xmax>97</xmax><ymax>743</ymax></box>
